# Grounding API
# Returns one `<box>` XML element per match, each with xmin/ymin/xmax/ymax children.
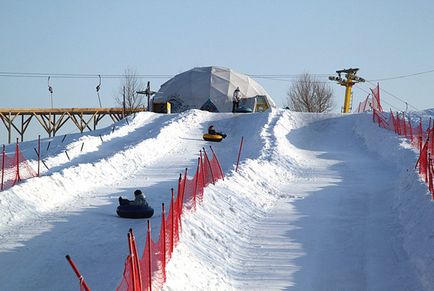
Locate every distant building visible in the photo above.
<box><xmin>152</xmin><ymin>66</ymin><xmax>275</xmax><ymax>113</ymax></box>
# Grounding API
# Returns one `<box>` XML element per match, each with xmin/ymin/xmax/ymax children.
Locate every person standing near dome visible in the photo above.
<box><xmin>232</xmin><ymin>87</ymin><xmax>241</xmax><ymax>113</ymax></box>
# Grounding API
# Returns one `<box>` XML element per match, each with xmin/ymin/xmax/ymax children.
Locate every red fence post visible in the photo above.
<box><xmin>1</xmin><ymin>145</ymin><xmax>5</xmax><ymax>191</ymax></box>
<box><xmin>236</xmin><ymin>136</ymin><xmax>244</xmax><ymax>172</ymax></box>
<box><xmin>203</xmin><ymin>148</ymin><xmax>215</xmax><ymax>185</ymax></box>
<box><xmin>200</xmin><ymin>151</ymin><xmax>205</xmax><ymax>188</ymax></box>
<box><xmin>128</xmin><ymin>232</ymin><xmax>138</xmax><ymax>291</ymax></box>
<box><xmin>65</xmin><ymin>255</ymin><xmax>91</xmax><ymax>291</ymax></box>
<box><xmin>176</xmin><ymin>174</ymin><xmax>183</xmax><ymax>218</ymax></box>
<box><xmin>161</xmin><ymin>203</ymin><xmax>166</xmax><ymax>283</ymax></box>
<box><xmin>182</xmin><ymin>168</ymin><xmax>187</xmax><ymax>206</ymax></box>
<box><xmin>193</xmin><ymin>157</ymin><xmax>200</xmax><ymax>210</ymax></box>
<box><xmin>430</xmin><ymin>159</ymin><xmax>434</xmax><ymax>199</ymax></box>
<box><xmin>146</xmin><ymin>221</ymin><xmax>152</xmax><ymax>291</ymax></box>
<box><xmin>429</xmin><ymin>156</ymin><xmax>433</xmax><ymax>198</ymax></box>
<box><xmin>170</xmin><ymin>189</ymin><xmax>174</xmax><ymax>255</ymax></box>
<box><xmin>210</xmin><ymin>146</ymin><xmax>224</xmax><ymax>180</ymax></box>
<box><xmin>130</xmin><ymin>229</ymin><xmax>142</xmax><ymax>291</ymax></box>
<box><xmin>409</xmin><ymin>115</ymin><xmax>414</xmax><ymax>144</ymax></box>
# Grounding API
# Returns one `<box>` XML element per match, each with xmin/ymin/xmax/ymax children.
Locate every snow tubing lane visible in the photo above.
<box><xmin>116</xmin><ymin>205</ymin><xmax>155</xmax><ymax>219</ymax></box>
<box><xmin>203</xmin><ymin>133</ymin><xmax>224</xmax><ymax>142</ymax></box>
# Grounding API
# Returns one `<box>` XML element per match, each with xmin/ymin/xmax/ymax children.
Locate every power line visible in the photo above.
<box><xmin>367</xmin><ymin>68</ymin><xmax>434</xmax><ymax>82</ymax></box>
<box><xmin>0</xmin><ymin>72</ymin><xmax>172</xmax><ymax>79</ymax></box>
<box><xmin>0</xmin><ymin>71</ymin><xmax>333</xmax><ymax>80</ymax></box>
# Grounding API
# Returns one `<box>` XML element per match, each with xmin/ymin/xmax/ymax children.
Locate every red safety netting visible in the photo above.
<box><xmin>370</xmin><ymin>83</ymin><xmax>383</xmax><ymax>112</ymax></box>
<box><xmin>1</xmin><ymin>143</ymin><xmax>38</xmax><ymax>191</ymax></box>
<box><xmin>373</xmin><ymin>106</ymin><xmax>434</xmax><ymax>198</ymax></box>
<box><xmin>354</xmin><ymin>95</ymin><xmax>371</xmax><ymax>113</ymax></box>
<box><xmin>116</xmin><ymin>147</ymin><xmax>224</xmax><ymax>291</ymax></box>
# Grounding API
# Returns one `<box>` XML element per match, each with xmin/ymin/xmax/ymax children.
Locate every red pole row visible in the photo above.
<box><xmin>378</xmin><ymin>111</ymin><xmax>434</xmax><ymax>198</ymax></box>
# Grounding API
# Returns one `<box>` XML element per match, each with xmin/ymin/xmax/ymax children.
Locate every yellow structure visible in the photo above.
<box><xmin>329</xmin><ymin>68</ymin><xmax>365</xmax><ymax>113</ymax></box>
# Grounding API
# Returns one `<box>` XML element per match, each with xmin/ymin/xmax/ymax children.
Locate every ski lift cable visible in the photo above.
<box><xmin>48</xmin><ymin>76</ymin><xmax>54</xmax><ymax>108</ymax></box>
<box><xmin>367</xmin><ymin>68</ymin><xmax>434</xmax><ymax>82</ymax></box>
<box><xmin>96</xmin><ymin>75</ymin><xmax>102</xmax><ymax>108</ymax></box>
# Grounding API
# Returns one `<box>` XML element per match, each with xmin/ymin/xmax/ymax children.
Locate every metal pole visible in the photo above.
<box><xmin>38</xmin><ymin>135</ymin><xmax>40</xmax><ymax>177</ymax></box>
<box><xmin>122</xmin><ymin>86</ymin><xmax>126</xmax><ymax>119</ymax></box>
<box><xmin>235</xmin><ymin>136</ymin><xmax>244</xmax><ymax>172</ymax></box>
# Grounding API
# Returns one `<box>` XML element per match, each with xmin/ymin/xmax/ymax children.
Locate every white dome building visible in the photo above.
<box><xmin>152</xmin><ymin>66</ymin><xmax>275</xmax><ymax>113</ymax></box>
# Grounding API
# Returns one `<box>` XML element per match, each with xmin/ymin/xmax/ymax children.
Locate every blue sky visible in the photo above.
<box><xmin>1</xmin><ymin>0</ymin><xmax>434</xmax><ymax>112</ymax></box>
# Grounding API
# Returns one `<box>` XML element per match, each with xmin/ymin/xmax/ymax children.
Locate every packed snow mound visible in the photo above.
<box><xmin>0</xmin><ymin>109</ymin><xmax>433</xmax><ymax>290</ymax></box>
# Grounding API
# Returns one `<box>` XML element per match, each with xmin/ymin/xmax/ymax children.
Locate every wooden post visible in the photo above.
<box><xmin>20</xmin><ymin>115</ymin><xmax>24</xmax><ymax>142</ymax></box>
<box><xmin>53</xmin><ymin>114</ymin><xmax>56</xmax><ymax>136</ymax></box>
<box><xmin>15</xmin><ymin>138</ymin><xmax>20</xmax><ymax>182</ymax></box>
<box><xmin>1</xmin><ymin>145</ymin><xmax>5</xmax><ymax>191</ymax></box>
<box><xmin>8</xmin><ymin>112</ymin><xmax>12</xmax><ymax>144</ymax></box>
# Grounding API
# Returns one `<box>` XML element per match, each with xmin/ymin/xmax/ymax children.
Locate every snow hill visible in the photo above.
<box><xmin>0</xmin><ymin>109</ymin><xmax>434</xmax><ymax>290</ymax></box>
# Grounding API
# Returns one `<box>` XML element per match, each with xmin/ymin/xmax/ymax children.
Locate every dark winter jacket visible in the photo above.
<box><xmin>130</xmin><ymin>193</ymin><xmax>148</xmax><ymax>206</ymax></box>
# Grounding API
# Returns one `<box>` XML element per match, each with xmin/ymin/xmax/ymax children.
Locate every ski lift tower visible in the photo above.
<box><xmin>329</xmin><ymin>68</ymin><xmax>365</xmax><ymax>113</ymax></box>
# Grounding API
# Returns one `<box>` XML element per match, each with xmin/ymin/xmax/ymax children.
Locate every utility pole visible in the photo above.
<box><xmin>122</xmin><ymin>86</ymin><xmax>126</xmax><ymax>118</ymax></box>
<box><xmin>136</xmin><ymin>81</ymin><xmax>156</xmax><ymax>112</ymax></box>
<box><xmin>329</xmin><ymin>68</ymin><xmax>365</xmax><ymax>113</ymax></box>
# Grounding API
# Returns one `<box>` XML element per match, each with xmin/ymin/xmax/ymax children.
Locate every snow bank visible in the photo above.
<box><xmin>353</xmin><ymin>112</ymin><xmax>434</xmax><ymax>289</ymax></box>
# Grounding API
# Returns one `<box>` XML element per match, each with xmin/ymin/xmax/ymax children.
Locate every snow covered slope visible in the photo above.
<box><xmin>0</xmin><ymin>109</ymin><xmax>433</xmax><ymax>290</ymax></box>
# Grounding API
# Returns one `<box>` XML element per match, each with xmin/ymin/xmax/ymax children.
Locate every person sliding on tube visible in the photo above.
<box><xmin>119</xmin><ymin>189</ymin><xmax>149</xmax><ymax>206</ymax></box>
<box><xmin>208</xmin><ymin>125</ymin><xmax>227</xmax><ymax>138</ymax></box>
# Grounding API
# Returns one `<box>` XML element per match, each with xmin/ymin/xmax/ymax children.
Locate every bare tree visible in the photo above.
<box><xmin>115</xmin><ymin>68</ymin><xmax>146</xmax><ymax>111</ymax></box>
<box><xmin>286</xmin><ymin>73</ymin><xmax>334</xmax><ymax>112</ymax></box>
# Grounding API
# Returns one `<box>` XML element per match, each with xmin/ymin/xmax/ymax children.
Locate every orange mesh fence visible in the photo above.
<box><xmin>374</xmin><ymin>109</ymin><xmax>434</xmax><ymax>198</ymax></box>
<box><xmin>1</xmin><ymin>142</ymin><xmax>38</xmax><ymax>191</ymax></box>
<box><xmin>116</xmin><ymin>148</ymin><xmax>225</xmax><ymax>290</ymax></box>
<box><xmin>116</xmin><ymin>256</ymin><xmax>133</xmax><ymax>291</ymax></box>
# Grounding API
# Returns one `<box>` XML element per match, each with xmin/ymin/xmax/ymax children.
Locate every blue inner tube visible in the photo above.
<box><xmin>235</xmin><ymin>107</ymin><xmax>253</xmax><ymax>113</ymax></box>
<box><xmin>116</xmin><ymin>205</ymin><xmax>154</xmax><ymax>219</ymax></box>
